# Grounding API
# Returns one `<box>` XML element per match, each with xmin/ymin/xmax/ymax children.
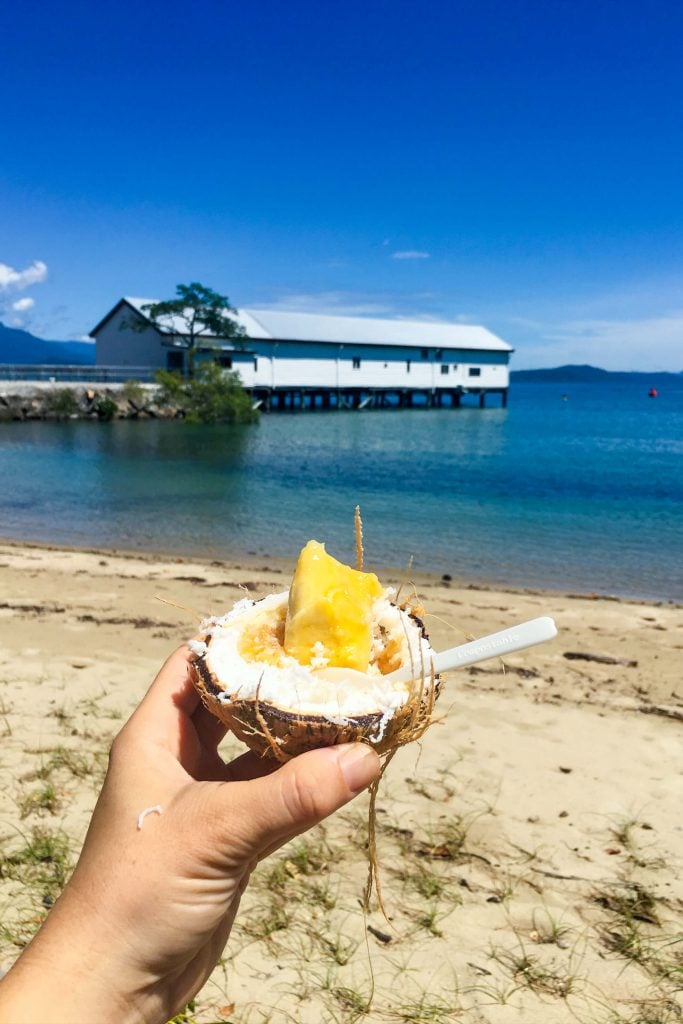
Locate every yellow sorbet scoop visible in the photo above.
<box><xmin>284</xmin><ymin>540</ymin><xmax>383</xmax><ymax>671</ymax></box>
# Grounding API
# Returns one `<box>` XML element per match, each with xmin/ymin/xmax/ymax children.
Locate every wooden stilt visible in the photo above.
<box><xmin>246</xmin><ymin>385</ymin><xmax>505</xmax><ymax>413</ymax></box>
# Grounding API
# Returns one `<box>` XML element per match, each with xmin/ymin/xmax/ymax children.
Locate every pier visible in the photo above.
<box><xmin>0</xmin><ymin>369</ymin><xmax>509</xmax><ymax>412</ymax></box>
<box><xmin>253</xmin><ymin>385</ymin><xmax>508</xmax><ymax>411</ymax></box>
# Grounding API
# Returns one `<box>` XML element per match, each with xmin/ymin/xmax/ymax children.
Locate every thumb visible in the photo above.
<box><xmin>219</xmin><ymin>743</ymin><xmax>381</xmax><ymax>860</ymax></box>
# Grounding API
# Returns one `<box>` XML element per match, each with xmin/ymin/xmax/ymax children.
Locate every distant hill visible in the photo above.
<box><xmin>511</xmin><ymin>364</ymin><xmax>682</xmax><ymax>382</ymax></box>
<box><xmin>0</xmin><ymin>321</ymin><xmax>95</xmax><ymax>365</ymax></box>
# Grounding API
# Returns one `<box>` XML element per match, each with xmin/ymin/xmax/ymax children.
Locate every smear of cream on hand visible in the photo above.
<box><xmin>136</xmin><ymin>804</ymin><xmax>163</xmax><ymax>830</ymax></box>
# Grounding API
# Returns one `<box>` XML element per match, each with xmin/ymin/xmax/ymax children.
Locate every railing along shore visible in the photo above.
<box><xmin>0</xmin><ymin>365</ymin><xmax>156</xmax><ymax>383</ymax></box>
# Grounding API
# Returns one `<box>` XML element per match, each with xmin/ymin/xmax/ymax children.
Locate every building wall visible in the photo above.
<box><xmin>96</xmin><ymin>308</ymin><xmax>170</xmax><ymax>367</ymax></box>
<box><xmin>230</xmin><ymin>347</ymin><xmax>509</xmax><ymax>391</ymax></box>
<box><xmin>96</xmin><ymin>312</ymin><xmax>510</xmax><ymax>389</ymax></box>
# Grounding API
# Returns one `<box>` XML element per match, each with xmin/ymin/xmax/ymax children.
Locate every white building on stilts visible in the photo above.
<box><xmin>91</xmin><ymin>299</ymin><xmax>514</xmax><ymax>409</ymax></box>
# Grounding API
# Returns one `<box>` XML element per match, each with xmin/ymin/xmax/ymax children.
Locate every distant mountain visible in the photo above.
<box><xmin>511</xmin><ymin>364</ymin><xmax>682</xmax><ymax>382</ymax></box>
<box><xmin>0</xmin><ymin>321</ymin><xmax>95</xmax><ymax>365</ymax></box>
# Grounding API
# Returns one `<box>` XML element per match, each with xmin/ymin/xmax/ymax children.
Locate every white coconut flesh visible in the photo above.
<box><xmin>192</xmin><ymin>590</ymin><xmax>435</xmax><ymax>725</ymax></box>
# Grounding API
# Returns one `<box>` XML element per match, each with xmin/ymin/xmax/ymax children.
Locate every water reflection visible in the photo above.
<box><xmin>0</xmin><ymin>383</ymin><xmax>682</xmax><ymax>600</ymax></box>
<box><xmin>17</xmin><ymin>419</ymin><xmax>254</xmax><ymax>465</ymax></box>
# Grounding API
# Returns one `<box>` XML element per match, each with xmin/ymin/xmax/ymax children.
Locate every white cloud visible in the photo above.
<box><xmin>391</xmin><ymin>250</ymin><xmax>430</xmax><ymax>260</ymax></box>
<box><xmin>254</xmin><ymin>287</ymin><xmax>459</xmax><ymax>322</ymax></box>
<box><xmin>255</xmin><ymin>291</ymin><xmax>400</xmax><ymax>317</ymax></box>
<box><xmin>0</xmin><ymin>259</ymin><xmax>48</xmax><ymax>292</ymax></box>
<box><xmin>12</xmin><ymin>296</ymin><xmax>34</xmax><ymax>312</ymax></box>
<box><xmin>509</xmin><ymin>312</ymin><xmax>683</xmax><ymax>372</ymax></box>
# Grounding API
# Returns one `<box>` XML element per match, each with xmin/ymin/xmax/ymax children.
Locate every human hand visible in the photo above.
<box><xmin>0</xmin><ymin>646</ymin><xmax>380</xmax><ymax>1024</ymax></box>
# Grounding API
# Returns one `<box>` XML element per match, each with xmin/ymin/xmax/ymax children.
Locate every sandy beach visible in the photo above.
<box><xmin>0</xmin><ymin>540</ymin><xmax>681</xmax><ymax>1022</ymax></box>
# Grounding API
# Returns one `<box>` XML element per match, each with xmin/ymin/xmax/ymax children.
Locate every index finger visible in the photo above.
<box><xmin>127</xmin><ymin>644</ymin><xmax>201</xmax><ymax>745</ymax></box>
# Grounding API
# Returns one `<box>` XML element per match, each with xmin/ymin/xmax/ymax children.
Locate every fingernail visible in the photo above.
<box><xmin>335</xmin><ymin>744</ymin><xmax>380</xmax><ymax>793</ymax></box>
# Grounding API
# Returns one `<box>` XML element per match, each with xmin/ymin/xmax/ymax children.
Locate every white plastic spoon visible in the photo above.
<box><xmin>313</xmin><ymin>616</ymin><xmax>557</xmax><ymax>688</ymax></box>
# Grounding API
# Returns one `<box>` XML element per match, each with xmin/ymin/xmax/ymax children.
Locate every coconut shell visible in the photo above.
<box><xmin>190</xmin><ymin>631</ymin><xmax>438</xmax><ymax>761</ymax></box>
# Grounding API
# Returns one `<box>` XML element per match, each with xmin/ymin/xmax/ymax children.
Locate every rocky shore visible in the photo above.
<box><xmin>0</xmin><ymin>382</ymin><xmax>178</xmax><ymax>421</ymax></box>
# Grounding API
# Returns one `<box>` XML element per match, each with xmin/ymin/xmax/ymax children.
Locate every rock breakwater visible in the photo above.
<box><xmin>0</xmin><ymin>383</ymin><xmax>179</xmax><ymax>422</ymax></box>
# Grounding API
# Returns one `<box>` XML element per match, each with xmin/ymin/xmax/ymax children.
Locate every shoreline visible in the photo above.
<box><xmin>1</xmin><ymin>537</ymin><xmax>681</xmax><ymax>712</ymax></box>
<box><xmin>3</xmin><ymin>398</ymin><xmax>682</xmax><ymax>608</ymax></box>
<box><xmin>1</xmin><ymin>533</ymin><xmax>680</xmax><ymax>610</ymax></box>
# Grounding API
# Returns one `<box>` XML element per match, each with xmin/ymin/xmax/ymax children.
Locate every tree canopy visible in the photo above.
<box><xmin>137</xmin><ymin>282</ymin><xmax>247</xmax><ymax>377</ymax></box>
<box><xmin>154</xmin><ymin>362</ymin><xmax>258</xmax><ymax>424</ymax></box>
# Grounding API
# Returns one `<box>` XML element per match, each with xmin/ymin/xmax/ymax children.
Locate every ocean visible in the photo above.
<box><xmin>2</xmin><ymin>378</ymin><xmax>682</xmax><ymax>602</ymax></box>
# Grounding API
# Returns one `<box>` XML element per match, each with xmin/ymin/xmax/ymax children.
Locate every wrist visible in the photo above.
<box><xmin>0</xmin><ymin>956</ymin><xmax>143</xmax><ymax>1024</ymax></box>
<box><xmin>0</xmin><ymin>889</ymin><xmax>151</xmax><ymax>1024</ymax></box>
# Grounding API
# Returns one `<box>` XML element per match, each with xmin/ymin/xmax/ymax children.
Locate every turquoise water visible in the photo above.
<box><xmin>1</xmin><ymin>380</ymin><xmax>682</xmax><ymax>601</ymax></box>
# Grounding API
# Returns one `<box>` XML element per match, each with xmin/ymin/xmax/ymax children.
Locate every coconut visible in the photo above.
<box><xmin>189</xmin><ymin>543</ymin><xmax>439</xmax><ymax>761</ymax></box>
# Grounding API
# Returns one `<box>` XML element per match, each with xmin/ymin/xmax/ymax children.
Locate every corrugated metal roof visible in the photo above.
<box><xmin>243</xmin><ymin>309</ymin><xmax>511</xmax><ymax>351</ymax></box>
<box><xmin>123</xmin><ymin>298</ymin><xmax>511</xmax><ymax>352</ymax></box>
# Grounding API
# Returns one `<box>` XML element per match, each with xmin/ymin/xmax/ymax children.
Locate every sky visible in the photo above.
<box><xmin>1</xmin><ymin>0</ymin><xmax>682</xmax><ymax>370</ymax></box>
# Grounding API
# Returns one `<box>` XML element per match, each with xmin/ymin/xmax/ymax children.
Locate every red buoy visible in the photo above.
<box><xmin>648</xmin><ymin>387</ymin><xmax>658</xmax><ymax>398</ymax></box>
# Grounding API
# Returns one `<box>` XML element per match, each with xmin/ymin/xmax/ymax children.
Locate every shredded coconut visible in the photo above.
<box><xmin>136</xmin><ymin>805</ymin><xmax>163</xmax><ymax>830</ymax></box>
<box><xmin>199</xmin><ymin>598</ymin><xmax>255</xmax><ymax>637</ymax></box>
<box><xmin>322</xmin><ymin>712</ymin><xmax>354</xmax><ymax>726</ymax></box>
<box><xmin>369</xmin><ymin>709</ymin><xmax>393</xmax><ymax>745</ymax></box>
<box><xmin>309</xmin><ymin>641</ymin><xmax>329</xmax><ymax>669</ymax></box>
<box><xmin>203</xmin><ymin>588</ymin><xmax>435</xmax><ymax>718</ymax></box>
<box><xmin>187</xmin><ymin>639</ymin><xmax>207</xmax><ymax>657</ymax></box>
<box><xmin>198</xmin><ymin>614</ymin><xmax>226</xmax><ymax>633</ymax></box>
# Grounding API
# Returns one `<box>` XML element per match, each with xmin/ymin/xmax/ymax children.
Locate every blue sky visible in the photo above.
<box><xmin>1</xmin><ymin>0</ymin><xmax>682</xmax><ymax>369</ymax></box>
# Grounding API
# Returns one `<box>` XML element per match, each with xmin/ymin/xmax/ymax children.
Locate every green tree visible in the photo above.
<box><xmin>133</xmin><ymin>282</ymin><xmax>247</xmax><ymax>378</ymax></box>
<box><xmin>155</xmin><ymin>362</ymin><xmax>258</xmax><ymax>424</ymax></box>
